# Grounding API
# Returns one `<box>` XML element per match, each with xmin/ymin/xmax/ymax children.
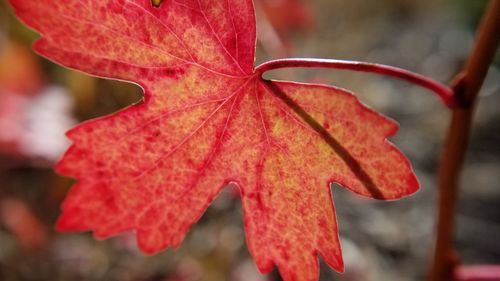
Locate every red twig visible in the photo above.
<box><xmin>427</xmin><ymin>1</ymin><xmax>500</xmax><ymax>281</ymax></box>
<box><xmin>255</xmin><ymin>58</ymin><xmax>456</xmax><ymax>107</ymax></box>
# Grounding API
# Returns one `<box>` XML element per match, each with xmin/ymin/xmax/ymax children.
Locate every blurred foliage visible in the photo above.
<box><xmin>448</xmin><ymin>0</ymin><xmax>499</xmax><ymax>65</ymax></box>
<box><xmin>450</xmin><ymin>0</ymin><xmax>489</xmax><ymax>28</ymax></box>
<box><xmin>0</xmin><ymin>1</ymin><xmax>499</xmax><ymax>281</ymax></box>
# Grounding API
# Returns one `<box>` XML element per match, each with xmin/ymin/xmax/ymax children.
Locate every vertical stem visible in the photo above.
<box><xmin>427</xmin><ymin>1</ymin><xmax>500</xmax><ymax>281</ymax></box>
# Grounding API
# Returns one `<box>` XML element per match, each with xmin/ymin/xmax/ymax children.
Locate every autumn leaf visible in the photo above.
<box><xmin>8</xmin><ymin>0</ymin><xmax>419</xmax><ymax>280</ymax></box>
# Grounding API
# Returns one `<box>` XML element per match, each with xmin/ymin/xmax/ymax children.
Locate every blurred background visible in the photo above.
<box><xmin>0</xmin><ymin>0</ymin><xmax>498</xmax><ymax>280</ymax></box>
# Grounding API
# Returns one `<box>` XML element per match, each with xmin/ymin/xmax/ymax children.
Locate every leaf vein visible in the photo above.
<box><xmin>131</xmin><ymin>78</ymin><xmax>253</xmax><ymax>181</ymax></box>
<box><xmin>196</xmin><ymin>0</ymin><xmax>247</xmax><ymax>75</ymax></box>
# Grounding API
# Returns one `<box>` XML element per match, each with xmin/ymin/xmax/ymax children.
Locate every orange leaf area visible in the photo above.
<box><xmin>8</xmin><ymin>0</ymin><xmax>418</xmax><ymax>280</ymax></box>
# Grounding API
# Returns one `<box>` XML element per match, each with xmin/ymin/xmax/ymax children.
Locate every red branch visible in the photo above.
<box><xmin>255</xmin><ymin>58</ymin><xmax>456</xmax><ymax>107</ymax></box>
<box><xmin>428</xmin><ymin>1</ymin><xmax>500</xmax><ymax>281</ymax></box>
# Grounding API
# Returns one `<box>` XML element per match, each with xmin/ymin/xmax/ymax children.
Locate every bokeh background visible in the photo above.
<box><xmin>0</xmin><ymin>0</ymin><xmax>499</xmax><ymax>280</ymax></box>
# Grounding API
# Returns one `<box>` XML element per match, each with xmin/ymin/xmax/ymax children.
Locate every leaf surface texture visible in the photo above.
<box><xmin>8</xmin><ymin>0</ymin><xmax>419</xmax><ymax>280</ymax></box>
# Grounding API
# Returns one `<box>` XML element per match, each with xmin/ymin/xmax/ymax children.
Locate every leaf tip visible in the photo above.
<box><xmin>55</xmin><ymin>211</ymin><xmax>81</xmax><ymax>233</ymax></box>
<box><xmin>406</xmin><ymin>172</ymin><xmax>421</xmax><ymax>195</ymax></box>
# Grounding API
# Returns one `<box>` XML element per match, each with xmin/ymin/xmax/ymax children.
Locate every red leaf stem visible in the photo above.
<box><xmin>256</xmin><ymin>58</ymin><xmax>456</xmax><ymax>107</ymax></box>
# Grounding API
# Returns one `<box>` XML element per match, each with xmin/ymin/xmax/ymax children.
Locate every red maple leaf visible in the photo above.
<box><xmin>8</xmin><ymin>0</ymin><xmax>419</xmax><ymax>280</ymax></box>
